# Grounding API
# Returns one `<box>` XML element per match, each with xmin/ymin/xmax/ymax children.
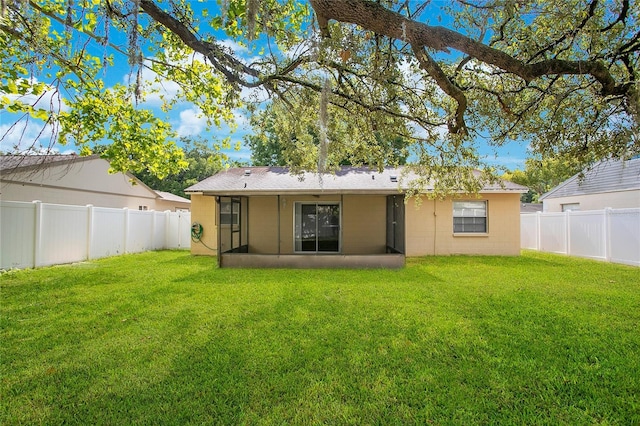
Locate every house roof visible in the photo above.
<box><xmin>0</xmin><ymin>153</ymin><xmax>87</xmax><ymax>172</ymax></box>
<box><xmin>520</xmin><ymin>203</ymin><xmax>543</xmax><ymax>213</ymax></box>
<box><xmin>0</xmin><ymin>154</ymin><xmax>169</xmax><ymax>200</ymax></box>
<box><xmin>540</xmin><ymin>157</ymin><xmax>640</xmax><ymax>200</ymax></box>
<box><xmin>155</xmin><ymin>190</ymin><xmax>191</xmax><ymax>203</ymax></box>
<box><xmin>186</xmin><ymin>166</ymin><xmax>528</xmax><ymax>196</ymax></box>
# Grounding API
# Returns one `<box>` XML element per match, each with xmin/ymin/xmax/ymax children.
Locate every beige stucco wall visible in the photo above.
<box><xmin>1</xmin><ymin>157</ymin><xmax>158</xmax><ymax>209</ymax></box>
<box><xmin>405</xmin><ymin>193</ymin><xmax>521</xmax><ymax>256</ymax></box>
<box><xmin>342</xmin><ymin>195</ymin><xmax>387</xmax><ymax>254</ymax></box>
<box><xmin>247</xmin><ymin>196</ymin><xmax>279</xmax><ymax>253</ymax></box>
<box><xmin>542</xmin><ymin>190</ymin><xmax>640</xmax><ymax>212</ymax></box>
<box><xmin>189</xmin><ymin>194</ymin><xmax>217</xmax><ymax>256</ymax></box>
<box><xmin>189</xmin><ymin>192</ymin><xmax>521</xmax><ymax>258</ymax></box>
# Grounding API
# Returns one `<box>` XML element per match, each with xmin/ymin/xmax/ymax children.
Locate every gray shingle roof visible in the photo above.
<box><xmin>540</xmin><ymin>158</ymin><xmax>640</xmax><ymax>200</ymax></box>
<box><xmin>186</xmin><ymin>166</ymin><xmax>527</xmax><ymax>195</ymax></box>
<box><xmin>0</xmin><ymin>154</ymin><xmax>85</xmax><ymax>172</ymax></box>
<box><xmin>154</xmin><ymin>190</ymin><xmax>191</xmax><ymax>203</ymax></box>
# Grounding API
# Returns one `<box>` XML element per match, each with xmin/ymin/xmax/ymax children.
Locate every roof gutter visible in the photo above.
<box><xmin>185</xmin><ymin>188</ymin><xmax>528</xmax><ymax>197</ymax></box>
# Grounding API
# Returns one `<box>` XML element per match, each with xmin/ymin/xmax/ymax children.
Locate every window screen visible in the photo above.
<box><xmin>453</xmin><ymin>201</ymin><xmax>487</xmax><ymax>233</ymax></box>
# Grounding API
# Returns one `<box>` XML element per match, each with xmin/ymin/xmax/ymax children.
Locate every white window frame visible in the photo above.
<box><xmin>453</xmin><ymin>200</ymin><xmax>488</xmax><ymax>234</ymax></box>
<box><xmin>561</xmin><ymin>203</ymin><xmax>580</xmax><ymax>212</ymax></box>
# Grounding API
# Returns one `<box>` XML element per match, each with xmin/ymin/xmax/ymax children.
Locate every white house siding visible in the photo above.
<box><xmin>542</xmin><ymin>189</ymin><xmax>640</xmax><ymax>212</ymax></box>
<box><xmin>0</xmin><ymin>156</ymin><xmax>185</xmax><ymax>211</ymax></box>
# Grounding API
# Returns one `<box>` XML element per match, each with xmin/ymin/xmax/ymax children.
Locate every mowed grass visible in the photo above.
<box><xmin>1</xmin><ymin>251</ymin><xmax>639</xmax><ymax>425</ymax></box>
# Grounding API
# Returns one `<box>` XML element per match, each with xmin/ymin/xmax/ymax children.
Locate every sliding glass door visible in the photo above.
<box><xmin>294</xmin><ymin>203</ymin><xmax>340</xmax><ymax>253</ymax></box>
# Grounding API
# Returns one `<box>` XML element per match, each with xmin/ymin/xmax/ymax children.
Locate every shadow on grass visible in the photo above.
<box><xmin>170</xmin><ymin>263</ymin><xmax>446</xmax><ymax>288</ymax></box>
<box><xmin>407</xmin><ymin>252</ymin><xmax>566</xmax><ymax>269</ymax></box>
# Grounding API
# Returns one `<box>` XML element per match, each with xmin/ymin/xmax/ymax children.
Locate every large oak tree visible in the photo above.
<box><xmin>1</xmin><ymin>0</ymin><xmax>638</xmax><ymax>187</ymax></box>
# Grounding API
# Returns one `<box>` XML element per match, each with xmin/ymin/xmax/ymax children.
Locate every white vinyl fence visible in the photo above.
<box><xmin>521</xmin><ymin>208</ymin><xmax>640</xmax><ymax>267</ymax></box>
<box><xmin>1</xmin><ymin>200</ymin><xmax>191</xmax><ymax>270</ymax></box>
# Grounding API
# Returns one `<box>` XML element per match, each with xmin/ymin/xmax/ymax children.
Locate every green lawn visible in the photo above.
<box><xmin>1</xmin><ymin>251</ymin><xmax>639</xmax><ymax>425</ymax></box>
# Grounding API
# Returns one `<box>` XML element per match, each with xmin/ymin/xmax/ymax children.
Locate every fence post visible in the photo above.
<box><xmin>604</xmin><ymin>207</ymin><xmax>612</xmax><ymax>262</ymax></box>
<box><xmin>535</xmin><ymin>211</ymin><xmax>541</xmax><ymax>251</ymax></box>
<box><xmin>151</xmin><ymin>209</ymin><xmax>157</xmax><ymax>250</ymax></box>
<box><xmin>123</xmin><ymin>207</ymin><xmax>129</xmax><ymax>254</ymax></box>
<box><xmin>165</xmin><ymin>211</ymin><xmax>171</xmax><ymax>249</ymax></box>
<box><xmin>565</xmin><ymin>210</ymin><xmax>571</xmax><ymax>255</ymax></box>
<box><xmin>32</xmin><ymin>200</ymin><xmax>42</xmax><ymax>268</ymax></box>
<box><xmin>86</xmin><ymin>204</ymin><xmax>94</xmax><ymax>260</ymax></box>
<box><xmin>178</xmin><ymin>211</ymin><xmax>184</xmax><ymax>249</ymax></box>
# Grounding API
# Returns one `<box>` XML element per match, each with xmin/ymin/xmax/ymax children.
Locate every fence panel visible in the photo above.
<box><xmin>39</xmin><ymin>203</ymin><xmax>89</xmax><ymax>267</ymax></box>
<box><xmin>1</xmin><ymin>201</ymin><xmax>190</xmax><ymax>270</ymax></box>
<box><xmin>608</xmin><ymin>209</ymin><xmax>640</xmax><ymax>266</ymax></box>
<box><xmin>521</xmin><ymin>208</ymin><xmax>639</xmax><ymax>266</ymax></box>
<box><xmin>179</xmin><ymin>212</ymin><xmax>192</xmax><ymax>249</ymax></box>
<box><xmin>0</xmin><ymin>201</ymin><xmax>36</xmax><ymax>269</ymax></box>
<box><xmin>568</xmin><ymin>211</ymin><xmax>605</xmax><ymax>260</ymax></box>
<box><xmin>164</xmin><ymin>211</ymin><xmax>192</xmax><ymax>249</ymax></box>
<box><xmin>153</xmin><ymin>211</ymin><xmax>168</xmax><ymax>250</ymax></box>
<box><xmin>520</xmin><ymin>213</ymin><xmax>538</xmax><ymax>250</ymax></box>
<box><xmin>539</xmin><ymin>213</ymin><xmax>567</xmax><ymax>253</ymax></box>
<box><xmin>166</xmin><ymin>212</ymin><xmax>180</xmax><ymax>249</ymax></box>
<box><xmin>127</xmin><ymin>209</ymin><xmax>155</xmax><ymax>253</ymax></box>
<box><xmin>91</xmin><ymin>207</ymin><xmax>126</xmax><ymax>259</ymax></box>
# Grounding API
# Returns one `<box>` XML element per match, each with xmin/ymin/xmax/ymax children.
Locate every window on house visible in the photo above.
<box><xmin>294</xmin><ymin>202</ymin><xmax>340</xmax><ymax>252</ymax></box>
<box><xmin>138</xmin><ymin>205</ymin><xmax>148</xmax><ymax>211</ymax></box>
<box><xmin>562</xmin><ymin>203</ymin><xmax>580</xmax><ymax>212</ymax></box>
<box><xmin>453</xmin><ymin>201</ymin><xmax>487</xmax><ymax>233</ymax></box>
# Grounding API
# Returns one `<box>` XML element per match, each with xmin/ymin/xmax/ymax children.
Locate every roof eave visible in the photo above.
<box><xmin>185</xmin><ymin>188</ymin><xmax>527</xmax><ymax>196</ymax></box>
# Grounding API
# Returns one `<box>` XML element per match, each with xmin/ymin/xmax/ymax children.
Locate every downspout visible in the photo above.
<box><xmin>246</xmin><ymin>197</ymin><xmax>249</xmax><ymax>252</ymax></box>
<box><xmin>216</xmin><ymin>196</ymin><xmax>222</xmax><ymax>268</ymax></box>
<box><xmin>277</xmin><ymin>195</ymin><xmax>281</xmax><ymax>255</ymax></box>
<box><xmin>340</xmin><ymin>194</ymin><xmax>344</xmax><ymax>253</ymax></box>
<box><xmin>433</xmin><ymin>199</ymin><xmax>437</xmax><ymax>256</ymax></box>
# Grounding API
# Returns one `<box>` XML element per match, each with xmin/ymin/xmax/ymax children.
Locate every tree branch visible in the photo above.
<box><xmin>308</xmin><ymin>0</ymin><xmax>636</xmax><ymax>110</ymax></box>
<box><xmin>139</xmin><ymin>0</ymin><xmax>260</xmax><ymax>86</ymax></box>
<box><xmin>412</xmin><ymin>44</ymin><xmax>467</xmax><ymax>134</ymax></box>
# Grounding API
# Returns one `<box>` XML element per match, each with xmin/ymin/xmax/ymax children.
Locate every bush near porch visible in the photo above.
<box><xmin>1</xmin><ymin>251</ymin><xmax>639</xmax><ymax>424</ymax></box>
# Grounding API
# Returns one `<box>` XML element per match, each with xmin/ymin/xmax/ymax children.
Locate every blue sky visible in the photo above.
<box><xmin>0</xmin><ymin>1</ymin><xmax>530</xmax><ymax>170</ymax></box>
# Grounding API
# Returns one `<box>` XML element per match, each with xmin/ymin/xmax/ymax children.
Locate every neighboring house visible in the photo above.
<box><xmin>520</xmin><ymin>203</ymin><xmax>543</xmax><ymax>213</ymax></box>
<box><xmin>186</xmin><ymin>166</ymin><xmax>527</xmax><ymax>268</ymax></box>
<box><xmin>540</xmin><ymin>158</ymin><xmax>640</xmax><ymax>212</ymax></box>
<box><xmin>0</xmin><ymin>154</ymin><xmax>190</xmax><ymax>211</ymax></box>
<box><xmin>155</xmin><ymin>191</ymin><xmax>191</xmax><ymax>212</ymax></box>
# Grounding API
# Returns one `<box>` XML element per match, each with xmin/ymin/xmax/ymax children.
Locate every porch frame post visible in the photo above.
<box><xmin>277</xmin><ymin>195</ymin><xmax>281</xmax><ymax>255</ymax></box>
<box><xmin>216</xmin><ymin>196</ymin><xmax>222</xmax><ymax>268</ymax></box>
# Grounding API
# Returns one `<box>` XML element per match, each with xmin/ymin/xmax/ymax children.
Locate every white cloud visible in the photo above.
<box><xmin>409</xmin><ymin>121</ymin><xmax>448</xmax><ymax>141</ymax></box>
<box><xmin>239</xmin><ymin>84</ymin><xmax>270</xmax><ymax>103</ymax></box>
<box><xmin>219</xmin><ymin>39</ymin><xmax>249</xmax><ymax>55</ymax></box>
<box><xmin>232</xmin><ymin>109</ymin><xmax>250</xmax><ymax>128</ymax></box>
<box><xmin>1</xmin><ymin>78</ymin><xmax>69</xmax><ymax>113</ymax></box>
<box><xmin>126</xmin><ymin>61</ymin><xmax>181</xmax><ymax>107</ymax></box>
<box><xmin>0</xmin><ymin>120</ymin><xmax>72</xmax><ymax>154</ymax></box>
<box><xmin>176</xmin><ymin>107</ymin><xmax>207</xmax><ymax>137</ymax></box>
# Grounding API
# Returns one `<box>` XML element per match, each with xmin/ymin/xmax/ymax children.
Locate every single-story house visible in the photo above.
<box><xmin>540</xmin><ymin>157</ymin><xmax>640</xmax><ymax>212</ymax></box>
<box><xmin>0</xmin><ymin>154</ymin><xmax>191</xmax><ymax>211</ymax></box>
<box><xmin>186</xmin><ymin>166</ymin><xmax>527</xmax><ymax>268</ymax></box>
